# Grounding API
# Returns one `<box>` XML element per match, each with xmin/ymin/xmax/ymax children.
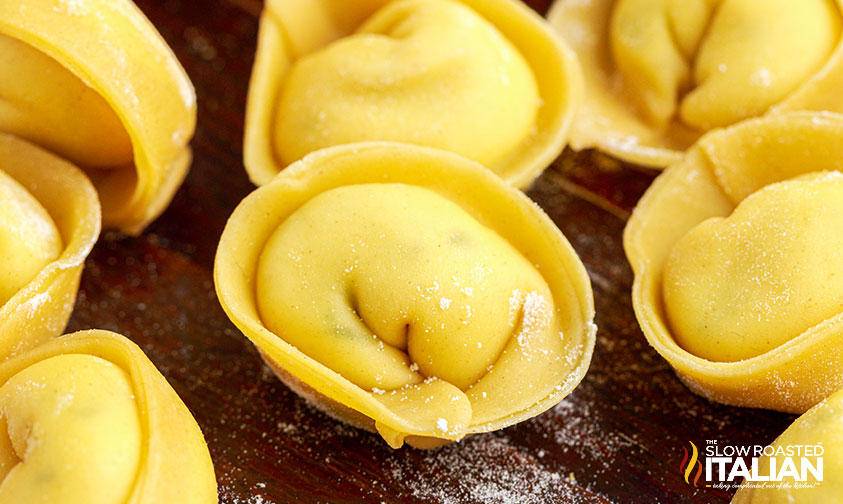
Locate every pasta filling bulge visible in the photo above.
<box><xmin>273</xmin><ymin>0</ymin><xmax>540</xmax><ymax>171</ymax></box>
<box><xmin>256</xmin><ymin>184</ymin><xmax>568</xmax><ymax>428</ymax></box>
<box><xmin>0</xmin><ymin>169</ymin><xmax>62</xmax><ymax>307</ymax></box>
<box><xmin>0</xmin><ymin>354</ymin><xmax>141</xmax><ymax>503</ymax></box>
<box><xmin>610</xmin><ymin>0</ymin><xmax>841</xmax><ymax>130</ymax></box>
<box><xmin>663</xmin><ymin>172</ymin><xmax>843</xmax><ymax>362</ymax></box>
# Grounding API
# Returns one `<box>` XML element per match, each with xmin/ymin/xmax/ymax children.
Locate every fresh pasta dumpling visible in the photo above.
<box><xmin>732</xmin><ymin>387</ymin><xmax>843</xmax><ymax>503</ymax></box>
<box><xmin>0</xmin><ymin>330</ymin><xmax>217</xmax><ymax>503</ymax></box>
<box><xmin>216</xmin><ymin>142</ymin><xmax>596</xmax><ymax>448</ymax></box>
<box><xmin>0</xmin><ymin>0</ymin><xmax>196</xmax><ymax>234</ymax></box>
<box><xmin>245</xmin><ymin>0</ymin><xmax>582</xmax><ymax>188</ymax></box>
<box><xmin>664</xmin><ymin>173</ymin><xmax>843</xmax><ymax>363</ymax></box>
<box><xmin>549</xmin><ymin>0</ymin><xmax>843</xmax><ymax>167</ymax></box>
<box><xmin>625</xmin><ymin>112</ymin><xmax>843</xmax><ymax>413</ymax></box>
<box><xmin>0</xmin><ymin>133</ymin><xmax>99</xmax><ymax>360</ymax></box>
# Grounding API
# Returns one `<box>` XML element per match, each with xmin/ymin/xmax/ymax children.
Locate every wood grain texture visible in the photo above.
<box><xmin>64</xmin><ymin>1</ymin><xmax>797</xmax><ymax>502</ymax></box>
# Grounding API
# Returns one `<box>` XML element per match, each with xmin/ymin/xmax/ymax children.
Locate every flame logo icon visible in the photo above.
<box><xmin>679</xmin><ymin>441</ymin><xmax>703</xmax><ymax>487</ymax></box>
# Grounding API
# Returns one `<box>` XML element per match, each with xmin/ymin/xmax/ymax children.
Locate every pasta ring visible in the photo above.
<box><xmin>245</xmin><ymin>0</ymin><xmax>582</xmax><ymax>188</ymax></box>
<box><xmin>216</xmin><ymin>142</ymin><xmax>596</xmax><ymax>448</ymax></box>
<box><xmin>549</xmin><ymin>0</ymin><xmax>843</xmax><ymax>167</ymax></box>
<box><xmin>625</xmin><ymin>112</ymin><xmax>843</xmax><ymax>413</ymax></box>
<box><xmin>0</xmin><ymin>329</ymin><xmax>217</xmax><ymax>503</ymax></box>
<box><xmin>0</xmin><ymin>0</ymin><xmax>196</xmax><ymax>234</ymax></box>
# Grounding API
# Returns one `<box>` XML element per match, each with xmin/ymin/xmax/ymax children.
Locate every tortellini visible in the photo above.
<box><xmin>0</xmin><ymin>0</ymin><xmax>196</xmax><ymax>234</ymax></box>
<box><xmin>549</xmin><ymin>0</ymin><xmax>843</xmax><ymax>167</ymax></box>
<box><xmin>0</xmin><ymin>133</ymin><xmax>99</xmax><ymax>360</ymax></box>
<box><xmin>0</xmin><ymin>330</ymin><xmax>217</xmax><ymax>503</ymax></box>
<box><xmin>664</xmin><ymin>173</ymin><xmax>843</xmax><ymax>363</ymax></box>
<box><xmin>245</xmin><ymin>0</ymin><xmax>582</xmax><ymax>188</ymax></box>
<box><xmin>625</xmin><ymin>112</ymin><xmax>843</xmax><ymax>413</ymax></box>
<box><xmin>216</xmin><ymin>142</ymin><xmax>595</xmax><ymax>448</ymax></box>
<box><xmin>732</xmin><ymin>387</ymin><xmax>843</xmax><ymax>503</ymax></box>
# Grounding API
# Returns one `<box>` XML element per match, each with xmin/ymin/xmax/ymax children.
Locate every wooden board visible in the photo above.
<box><xmin>65</xmin><ymin>0</ymin><xmax>797</xmax><ymax>502</ymax></box>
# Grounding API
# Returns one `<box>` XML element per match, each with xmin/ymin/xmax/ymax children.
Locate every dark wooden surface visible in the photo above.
<box><xmin>65</xmin><ymin>1</ymin><xmax>797</xmax><ymax>502</ymax></box>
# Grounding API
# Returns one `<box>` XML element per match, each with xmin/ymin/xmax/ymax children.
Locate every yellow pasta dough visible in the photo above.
<box><xmin>0</xmin><ymin>34</ymin><xmax>133</xmax><ymax>171</ymax></box>
<box><xmin>0</xmin><ymin>132</ymin><xmax>99</xmax><ymax>361</ymax></box>
<box><xmin>275</xmin><ymin>0</ymin><xmax>539</xmax><ymax>170</ymax></box>
<box><xmin>0</xmin><ymin>0</ymin><xmax>196</xmax><ymax>234</ymax></box>
<box><xmin>664</xmin><ymin>173</ymin><xmax>843</xmax><ymax>363</ymax></box>
<box><xmin>624</xmin><ymin>112</ymin><xmax>843</xmax><ymax>413</ymax></box>
<box><xmin>0</xmin><ymin>355</ymin><xmax>140</xmax><ymax>503</ymax></box>
<box><xmin>549</xmin><ymin>0</ymin><xmax>843</xmax><ymax>167</ymax></box>
<box><xmin>732</xmin><ymin>387</ymin><xmax>843</xmax><ymax>503</ymax></box>
<box><xmin>0</xmin><ymin>169</ymin><xmax>62</xmax><ymax>307</ymax></box>
<box><xmin>245</xmin><ymin>0</ymin><xmax>582</xmax><ymax>188</ymax></box>
<box><xmin>0</xmin><ymin>330</ymin><xmax>217</xmax><ymax>503</ymax></box>
<box><xmin>216</xmin><ymin>142</ymin><xmax>595</xmax><ymax>448</ymax></box>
